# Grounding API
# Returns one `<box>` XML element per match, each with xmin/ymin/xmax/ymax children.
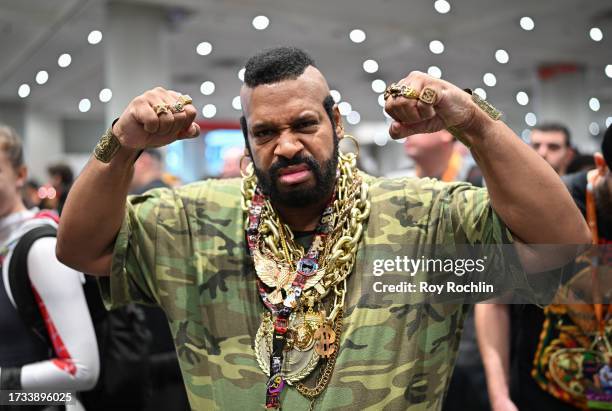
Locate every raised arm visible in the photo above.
<box><xmin>384</xmin><ymin>73</ymin><xmax>590</xmax><ymax>270</ymax></box>
<box><xmin>56</xmin><ymin>88</ymin><xmax>199</xmax><ymax>276</ymax></box>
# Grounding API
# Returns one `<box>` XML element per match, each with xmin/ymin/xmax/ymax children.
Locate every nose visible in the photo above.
<box><xmin>274</xmin><ymin>129</ymin><xmax>304</xmax><ymax>160</ymax></box>
<box><xmin>537</xmin><ymin>145</ymin><xmax>548</xmax><ymax>159</ymax></box>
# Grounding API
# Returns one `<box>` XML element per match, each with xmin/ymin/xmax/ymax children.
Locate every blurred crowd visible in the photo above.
<box><xmin>1</xmin><ymin>118</ymin><xmax>610</xmax><ymax>411</ymax></box>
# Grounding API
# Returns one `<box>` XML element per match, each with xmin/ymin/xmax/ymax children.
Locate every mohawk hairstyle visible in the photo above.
<box><xmin>244</xmin><ymin>46</ymin><xmax>316</xmax><ymax>87</ymax></box>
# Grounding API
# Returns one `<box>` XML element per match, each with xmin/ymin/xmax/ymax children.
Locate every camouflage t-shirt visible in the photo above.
<box><xmin>100</xmin><ymin>175</ymin><xmax>523</xmax><ymax>411</ymax></box>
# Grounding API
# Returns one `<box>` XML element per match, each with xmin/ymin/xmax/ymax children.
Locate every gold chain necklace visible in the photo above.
<box><xmin>242</xmin><ymin>150</ymin><xmax>371</xmax><ymax>405</ymax></box>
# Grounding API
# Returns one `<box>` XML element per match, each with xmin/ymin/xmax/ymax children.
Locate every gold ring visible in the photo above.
<box><xmin>171</xmin><ymin>102</ymin><xmax>184</xmax><ymax>113</ymax></box>
<box><xmin>178</xmin><ymin>94</ymin><xmax>193</xmax><ymax>105</ymax></box>
<box><xmin>419</xmin><ymin>87</ymin><xmax>437</xmax><ymax>105</ymax></box>
<box><xmin>170</xmin><ymin>94</ymin><xmax>193</xmax><ymax>113</ymax></box>
<box><xmin>384</xmin><ymin>83</ymin><xmax>420</xmax><ymax>100</ymax></box>
<box><xmin>153</xmin><ymin>103</ymin><xmax>171</xmax><ymax>116</ymax></box>
<box><xmin>383</xmin><ymin>83</ymin><xmax>402</xmax><ymax>100</ymax></box>
<box><xmin>399</xmin><ymin>86</ymin><xmax>419</xmax><ymax>100</ymax></box>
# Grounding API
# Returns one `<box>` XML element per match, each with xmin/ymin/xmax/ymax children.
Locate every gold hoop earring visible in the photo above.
<box><xmin>340</xmin><ymin>134</ymin><xmax>360</xmax><ymax>159</ymax></box>
<box><xmin>240</xmin><ymin>154</ymin><xmax>254</xmax><ymax>178</ymax></box>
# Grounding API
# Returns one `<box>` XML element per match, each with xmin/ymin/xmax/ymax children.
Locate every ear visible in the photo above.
<box><xmin>594</xmin><ymin>152</ymin><xmax>608</xmax><ymax>176</ymax></box>
<box><xmin>15</xmin><ymin>165</ymin><xmax>27</xmax><ymax>188</ymax></box>
<box><xmin>333</xmin><ymin>104</ymin><xmax>344</xmax><ymax>137</ymax></box>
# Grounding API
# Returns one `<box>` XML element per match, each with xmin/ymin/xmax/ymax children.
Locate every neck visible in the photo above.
<box><xmin>272</xmin><ymin>192</ymin><xmax>332</xmax><ymax>232</ymax></box>
<box><xmin>0</xmin><ymin>198</ymin><xmax>26</xmax><ymax>220</ymax></box>
<box><xmin>414</xmin><ymin>146</ymin><xmax>453</xmax><ymax>178</ymax></box>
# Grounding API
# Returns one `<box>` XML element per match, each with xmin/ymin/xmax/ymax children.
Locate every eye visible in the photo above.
<box><xmin>294</xmin><ymin>120</ymin><xmax>318</xmax><ymax>132</ymax></box>
<box><xmin>253</xmin><ymin>129</ymin><xmax>276</xmax><ymax>138</ymax></box>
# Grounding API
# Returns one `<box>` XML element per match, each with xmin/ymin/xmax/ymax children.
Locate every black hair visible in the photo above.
<box><xmin>244</xmin><ymin>46</ymin><xmax>315</xmax><ymax>87</ymax></box>
<box><xmin>47</xmin><ymin>163</ymin><xmax>74</xmax><ymax>185</ymax></box>
<box><xmin>533</xmin><ymin>123</ymin><xmax>572</xmax><ymax>147</ymax></box>
<box><xmin>603</xmin><ymin>125</ymin><xmax>612</xmax><ymax>170</ymax></box>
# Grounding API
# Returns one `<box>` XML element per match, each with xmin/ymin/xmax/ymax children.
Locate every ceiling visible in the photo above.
<box><xmin>0</xmin><ymin>0</ymin><xmax>611</xmax><ymax>142</ymax></box>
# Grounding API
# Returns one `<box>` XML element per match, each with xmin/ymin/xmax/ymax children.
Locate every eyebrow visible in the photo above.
<box><xmin>250</xmin><ymin>112</ymin><xmax>320</xmax><ymax>131</ymax></box>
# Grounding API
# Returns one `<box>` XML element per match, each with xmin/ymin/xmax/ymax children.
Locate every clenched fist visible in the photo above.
<box><xmin>112</xmin><ymin>87</ymin><xmax>201</xmax><ymax>149</ymax></box>
<box><xmin>384</xmin><ymin>71</ymin><xmax>480</xmax><ymax>139</ymax></box>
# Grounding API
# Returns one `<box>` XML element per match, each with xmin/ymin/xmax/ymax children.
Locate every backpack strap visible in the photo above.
<box><xmin>8</xmin><ymin>224</ymin><xmax>58</xmax><ymax>345</ymax></box>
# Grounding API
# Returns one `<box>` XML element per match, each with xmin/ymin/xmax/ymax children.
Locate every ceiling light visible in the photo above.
<box><xmin>589</xmin><ymin>97</ymin><xmax>600</xmax><ymax>112</ymax></box>
<box><xmin>35</xmin><ymin>70</ymin><xmax>48</xmax><ymax>85</ymax></box>
<box><xmin>78</xmin><ymin>98</ymin><xmax>91</xmax><ymax>112</ymax></box>
<box><xmin>371</xmin><ymin>79</ymin><xmax>386</xmax><ymax>93</ymax></box>
<box><xmin>202</xmin><ymin>104</ymin><xmax>217</xmax><ymax>118</ymax></box>
<box><xmin>474</xmin><ymin>88</ymin><xmax>487</xmax><ymax>99</ymax></box>
<box><xmin>200</xmin><ymin>81</ymin><xmax>215</xmax><ymax>95</ymax></box>
<box><xmin>589</xmin><ymin>27</ymin><xmax>603</xmax><ymax>42</ymax></box>
<box><xmin>18</xmin><ymin>84</ymin><xmax>30</xmax><ymax>98</ymax></box>
<box><xmin>238</xmin><ymin>68</ymin><xmax>245</xmax><ymax>81</ymax></box>
<box><xmin>605</xmin><ymin>117</ymin><xmax>612</xmax><ymax>128</ymax></box>
<box><xmin>378</xmin><ymin>94</ymin><xmax>386</xmax><ymax>107</ymax></box>
<box><xmin>363</xmin><ymin>59</ymin><xmax>379</xmax><ymax>73</ymax></box>
<box><xmin>516</xmin><ymin>91</ymin><xmax>529</xmax><ymax>106</ymax></box>
<box><xmin>196</xmin><ymin>42</ymin><xmax>212</xmax><ymax>56</ymax></box>
<box><xmin>520</xmin><ymin>17</ymin><xmax>534</xmax><ymax>31</ymax></box>
<box><xmin>429</xmin><ymin>40</ymin><xmax>445</xmax><ymax>54</ymax></box>
<box><xmin>349</xmin><ymin>29</ymin><xmax>366</xmax><ymax>43</ymax></box>
<box><xmin>525</xmin><ymin>112</ymin><xmax>537</xmax><ymax>126</ymax></box>
<box><xmin>589</xmin><ymin>122</ymin><xmax>600</xmax><ymax>136</ymax></box>
<box><xmin>87</xmin><ymin>30</ymin><xmax>102</xmax><ymax>45</ymax></box>
<box><xmin>434</xmin><ymin>0</ymin><xmax>451</xmax><ymax>14</ymax></box>
<box><xmin>232</xmin><ymin>96</ymin><xmax>242</xmax><ymax>110</ymax></box>
<box><xmin>374</xmin><ymin>133</ymin><xmax>388</xmax><ymax>146</ymax></box>
<box><xmin>606</xmin><ymin>64</ymin><xmax>612</xmax><ymax>78</ymax></box>
<box><xmin>495</xmin><ymin>49</ymin><xmax>509</xmax><ymax>64</ymax></box>
<box><xmin>58</xmin><ymin>53</ymin><xmax>72</xmax><ymax>68</ymax></box>
<box><xmin>483</xmin><ymin>73</ymin><xmax>497</xmax><ymax>87</ymax></box>
<box><xmin>338</xmin><ymin>102</ymin><xmax>352</xmax><ymax>116</ymax></box>
<box><xmin>347</xmin><ymin>111</ymin><xmax>361</xmax><ymax>125</ymax></box>
<box><xmin>330</xmin><ymin>90</ymin><xmax>341</xmax><ymax>102</ymax></box>
<box><xmin>99</xmin><ymin>88</ymin><xmax>112</xmax><ymax>103</ymax></box>
<box><xmin>521</xmin><ymin>129</ymin><xmax>531</xmax><ymax>142</ymax></box>
<box><xmin>252</xmin><ymin>15</ymin><xmax>270</xmax><ymax>30</ymax></box>
<box><xmin>427</xmin><ymin>66</ymin><xmax>442</xmax><ymax>78</ymax></box>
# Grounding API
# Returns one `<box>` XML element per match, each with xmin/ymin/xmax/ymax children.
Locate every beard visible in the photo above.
<box><xmin>253</xmin><ymin>135</ymin><xmax>339</xmax><ymax>208</ymax></box>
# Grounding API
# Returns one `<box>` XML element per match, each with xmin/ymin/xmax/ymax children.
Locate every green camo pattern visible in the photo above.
<box><xmin>99</xmin><ymin>175</ymin><xmax>520</xmax><ymax>410</ymax></box>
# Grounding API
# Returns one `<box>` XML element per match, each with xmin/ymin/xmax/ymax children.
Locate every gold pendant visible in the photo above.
<box><xmin>253</xmin><ymin>249</ymin><xmax>295</xmax><ymax>290</ymax></box>
<box><xmin>314</xmin><ymin>323</ymin><xmax>336</xmax><ymax>358</ymax></box>
<box><xmin>290</xmin><ymin>309</ymin><xmax>324</xmax><ymax>352</ymax></box>
<box><xmin>254</xmin><ymin>315</ymin><xmax>320</xmax><ymax>384</ymax></box>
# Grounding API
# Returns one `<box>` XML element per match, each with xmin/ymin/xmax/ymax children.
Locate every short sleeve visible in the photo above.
<box><xmin>427</xmin><ymin>180</ymin><xmax>531</xmax><ymax>299</ymax></box>
<box><xmin>98</xmin><ymin>189</ymin><xmax>169</xmax><ymax>309</ymax></box>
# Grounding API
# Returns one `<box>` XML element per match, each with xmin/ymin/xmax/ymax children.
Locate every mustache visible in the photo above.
<box><xmin>269</xmin><ymin>154</ymin><xmax>320</xmax><ymax>179</ymax></box>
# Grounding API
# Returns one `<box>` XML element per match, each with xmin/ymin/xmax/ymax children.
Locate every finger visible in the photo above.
<box><xmin>415</xmin><ymin>100</ymin><xmax>436</xmax><ymax>121</ymax></box>
<box><xmin>389</xmin><ymin>120</ymin><xmax>434</xmax><ymax>139</ymax></box>
<box><xmin>389</xmin><ymin>121</ymin><xmax>417</xmax><ymax>139</ymax></box>
<box><xmin>166</xmin><ymin>110</ymin><xmax>188</xmax><ymax>137</ymax></box>
<box><xmin>178</xmin><ymin>122</ymin><xmax>201</xmax><ymax>139</ymax></box>
<box><xmin>132</xmin><ymin>96</ymin><xmax>159</xmax><ymax>134</ymax></box>
<box><xmin>147</xmin><ymin>93</ymin><xmax>175</xmax><ymax>136</ymax></box>
<box><xmin>177</xmin><ymin>105</ymin><xmax>199</xmax><ymax>139</ymax></box>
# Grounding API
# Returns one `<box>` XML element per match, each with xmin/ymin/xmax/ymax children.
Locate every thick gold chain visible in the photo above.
<box><xmin>241</xmin><ymin>151</ymin><xmax>371</xmax><ymax>301</ymax></box>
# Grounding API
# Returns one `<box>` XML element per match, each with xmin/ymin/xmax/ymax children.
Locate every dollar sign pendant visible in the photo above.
<box><xmin>314</xmin><ymin>323</ymin><xmax>336</xmax><ymax>358</ymax></box>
